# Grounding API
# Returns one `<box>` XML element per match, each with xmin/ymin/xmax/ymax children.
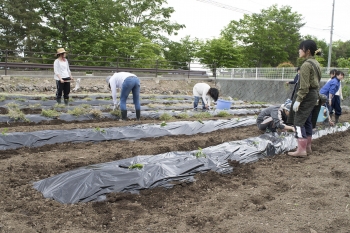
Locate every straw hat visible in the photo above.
<box><xmin>56</xmin><ymin>48</ymin><xmax>67</xmax><ymax>55</ymax></box>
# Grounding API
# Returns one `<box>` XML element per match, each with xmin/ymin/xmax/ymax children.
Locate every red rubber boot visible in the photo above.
<box><xmin>306</xmin><ymin>136</ymin><xmax>312</xmax><ymax>154</ymax></box>
<box><xmin>288</xmin><ymin>138</ymin><xmax>308</xmax><ymax>157</ymax></box>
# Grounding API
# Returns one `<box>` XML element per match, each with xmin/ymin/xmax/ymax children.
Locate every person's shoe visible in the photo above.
<box><xmin>306</xmin><ymin>136</ymin><xmax>312</xmax><ymax>154</ymax></box>
<box><xmin>64</xmin><ymin>99</ymin><xmax>69</xmax><ymax>106</ymax></box>
<box><xmin>288</xmin><ymin>138</ymin><xmax>308</xmax><ymax>158</ymax></box>
<box><xmin>56</xmin><ymin>98</ymin><xmax>61</xmax><ymax>104</ymax></box>
<box><xmin>335</xmin><ymin>115</ymin><xmax>340</xmax><ymax>124</ymax></box>
<box><xmin>136</xmin><ymin>110</ymin><xmax>141</xmax><ymax>121</ymax></box>
<box><xmin>121</xmin><ymin>110</ymin><xmax>128</xmax><ymax>121</ymax></box>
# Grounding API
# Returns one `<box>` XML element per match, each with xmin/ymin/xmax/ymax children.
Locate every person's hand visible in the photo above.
<box><xmin>113</xmin><ymin>103</ymin><xmax>119</xmax><ymax>111</ymax></box>
<box><xmin>329</xmin><ymin>120</ymin><xmax>335</xmax><ymax>126</ymax></box>
<box><xmin>70</xmin><ymin>77</ymin><xmax>74</xmax><ymax>81</ymax></box>
<box><xmin>293</xmin><ymin>101</ymin><xmax>300</xmax><ymax>112</ymax></box>
<box><xmin>60</xmin><ymin>79</ymin><xmax>64</xmax><ymax>83</ymax></box>
<box><xmin>285</xmin><ymin>81</ymin><xmax>289</xmax><ymax>85</ymax></box>
<box><xmin>205</xmin><ymin>104</ymin><xmax>209</xmax><ymax>109</ymax></box>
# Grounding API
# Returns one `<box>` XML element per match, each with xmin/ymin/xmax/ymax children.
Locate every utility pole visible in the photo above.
<box><xmin>327</xmin><ymin>0</ymin><xmax>335</xmax><ymax>73</ymax></box>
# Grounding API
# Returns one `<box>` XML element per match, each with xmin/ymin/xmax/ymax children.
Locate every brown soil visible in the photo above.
<box><xmin>1</xmin><ymin>79</ymin><xmax>350</xmax><ymax>233</ymax></box>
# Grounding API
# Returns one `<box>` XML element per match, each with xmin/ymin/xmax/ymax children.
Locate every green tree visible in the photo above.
<box><xmin>221</xmin><ymin>5</ymin><xmax>304</xmax><ymax>67</ymax></box>
<box><xmin>162</xmin><ymin>36</ymin><xmax>200</xmax><ymax>69</ymax></box>
<box><xmin>196</xmin><ymin>37</ymin><xmax>242</xmax><ymax>72</ymax></box>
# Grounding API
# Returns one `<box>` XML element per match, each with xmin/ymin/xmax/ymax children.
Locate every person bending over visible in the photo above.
<box><xmin>193</xmin><ymin>83</ymin><xmax>219</xmax><ymax>110</ymax></box>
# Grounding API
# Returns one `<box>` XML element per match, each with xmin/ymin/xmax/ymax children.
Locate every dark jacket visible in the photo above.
<box><xmin>256</xmin><ymin>105</ymin><xmax>288</xmax><ymax>131</ymax></box>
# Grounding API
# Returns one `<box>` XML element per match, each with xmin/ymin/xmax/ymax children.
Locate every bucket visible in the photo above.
<box><xmin>216</xmin><ymin>99</ymin><xmax>232</xmax><ymax>110</ymax></box>
<box><xmin>317</xmin><ymin>106</ymin><xmax>328</xmax><ymax>122</ymax></box>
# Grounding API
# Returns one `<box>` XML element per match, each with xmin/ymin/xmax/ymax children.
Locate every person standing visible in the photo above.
<box><xmin>192</xmin><ymin>83</ymin><xmax>219</xmax><ymax>110</ymax></box>
<box><xmin>287</xmin><ymin>40</ymin><xmax>322</xmax><ymax>157</ymax></box>
<box><xmin>286</xmin><ymin>67</ymin><xmax>300</xmax><ymax>100</ymax></box>
<box><xmin>106</xmin><ymin>72</ymin><xmax>141</xmax><ymax>121</ymax></box>
<box><xmin>320</xmin><ymin>70</ymin><xmax>345</xmax><ymax>124</ymax></box>
<box><xmin>54</xmin><ymin>48</ymin><xmax>73</xmax><ymax>105</ymax></box>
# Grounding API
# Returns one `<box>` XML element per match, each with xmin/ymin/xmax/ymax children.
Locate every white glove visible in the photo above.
<box><xmin>113</xmin><ymin>103</ymin><xmax>120</xmax><ymax>111</ymax></box>
<box><xmin>293</xmin><ymin>101</ymin><xmax>300</xmax><ymax>112</ymax></box>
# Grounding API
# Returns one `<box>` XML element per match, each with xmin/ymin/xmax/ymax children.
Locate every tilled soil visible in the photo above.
<box><xmin>1</xmin><ymin>112</ymin><xmax>350</xmax><ymax>233</ymax></box>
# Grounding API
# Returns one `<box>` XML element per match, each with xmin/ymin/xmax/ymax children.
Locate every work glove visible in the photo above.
<box><xmin>113</xmin><ymin>103</ymin><xmax>120</xmax><ymax>111</ymax></box>
<box><xmin>293</xmin><ymin>101</ymin><xmax>300</xmax><ymax>112</ymax></box>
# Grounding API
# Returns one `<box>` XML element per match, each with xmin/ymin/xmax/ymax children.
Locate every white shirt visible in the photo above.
<box><xmin>54</xmin><ymin>59</ymin><xmax>71</xmax><ymax>80</ymax></box>
<box><xmin>193</xmin><ymin>83</ymin><xmax>212</xmax><ymax>106</ymax></box>
<box><xmin>108</xmin><ymin>72</ymin><xmax>137</xmax><ymax>105</ymax></box>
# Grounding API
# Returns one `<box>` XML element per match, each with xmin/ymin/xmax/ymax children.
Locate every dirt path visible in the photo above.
<box><xmin>1</xmin><ymin>112</ymin><xmax>350</xmax><ymax>232</ymax></box>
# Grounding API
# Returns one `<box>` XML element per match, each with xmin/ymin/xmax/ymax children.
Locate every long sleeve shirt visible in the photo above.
<box><xmin>256</xmin><ymin>105</ymin><xmax>288</xmax><ymax>130</ymax></box>
<box><xmin>108</xmin><ymin>72</ymin><xmax>137</xmax><ymax>105</ymax></box>
<box><xmin>193</xmin><ymin>83</ymin><xmax>212</xmax><ymax>106</ymax></box>
<box><xmin>319</xmin><ymin>77</ymin><xmax>341</xmax><ymax>99</ymax></box>
<box><xmin>296</xmin><ymin>57</ymin><xmax>321</xmax><ymax>102</ymax></box>
<box><xmin>54</xmin><ymin>59</ymin><xmax>71</xmax><ymax>80</ymax></box>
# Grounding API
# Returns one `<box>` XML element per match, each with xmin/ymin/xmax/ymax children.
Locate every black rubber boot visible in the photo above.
<box><xmin>335</xmin><ymin>115</ymin><xmax>340</xmax><ymax>124</ymax></box>
<box><xmin>64</xmin><ymin>99</ymin><xmax>69</xmax><ymax>106</ymax></box>
<box><xmin>57</xmin><ymin>98</ymin><xmax>61</xmax><ymax>104</ymax></box>
<box><xmin>121</xmin><ymin>110</ymin><xmax>128</xmax><ymax>121</ymax></box>
<box><xmin>136</xmin><ymin>110</ymin><xmax>141</xmax><ymax>121</ymax></box>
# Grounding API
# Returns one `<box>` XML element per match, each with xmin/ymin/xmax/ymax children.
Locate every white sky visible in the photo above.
<box><xmin>166</xmin><ymin>0</ymin><xmax>349</xmax><ymax>44</ymax></box>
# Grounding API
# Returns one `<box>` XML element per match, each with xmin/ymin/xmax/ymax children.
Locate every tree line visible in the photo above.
<box><xmin>0</xmin><ymin>0</ymin><xmax>349</xmax><ymax>69</ymax></box>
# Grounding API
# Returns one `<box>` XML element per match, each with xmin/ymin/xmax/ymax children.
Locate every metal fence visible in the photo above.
<box><xmin>216</xmin><ymin>67</ymin><xmax>349</xmax><ymax>80</ymax></box>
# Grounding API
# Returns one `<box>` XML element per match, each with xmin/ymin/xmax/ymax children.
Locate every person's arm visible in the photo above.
<box><xmin>201</xmin><ymin>86</ymin><xmax>210</xmax><ymax>108</ymax></box>
<box><xmin>54</xmin><ymin>60</ymin><xmax>64</xmax><ymax>83</ymax></box>
<box><xmin>109</xmin><ymin>77</ymin><xmax>118</xmax><ymax>105</ymax></box>
<box><xmin>328</xmin><ymin>81</ymin><xmax>337</xmax><ymax>105</ymax></box>
<box><xmin>296</xmin><ymin>65</ymin><xmax>311</xmax><ymax>103</ymax></box>
<box><xmin>67</xmin><ymin>60</ymin><xmax>73</xmax><ymax>80</ymax></box>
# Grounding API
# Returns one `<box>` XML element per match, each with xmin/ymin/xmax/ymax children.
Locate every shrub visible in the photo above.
<box><xmin>90</xmin><ymin>109</ymin><xmax>103</xmax><ymax>118</ymax></box>
<box><xmin>277</xmin><ymin>62</ymin><xmax>294</xmax><ymax>68</ymax></box>
<box><xmin>177</xmin><ymin>113</ymin><xmax>189</xmax><ymax>119</ymax></box>
<box><xmin>110</xmin><ymin>109</ymin><xmax>121</xmax><ymax>117</ymax></box>
<box><xmin>193</xmin><ymin>112</ymin><xmax>211</xmax><ymax>119</ymax></box>
<box><xmin>68</xmin><ymin>107</ymin><xmax>89</xmax><ymax>116</ymax></box>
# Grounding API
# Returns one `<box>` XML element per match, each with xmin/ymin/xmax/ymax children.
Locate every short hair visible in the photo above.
<box><xmin>208</xmin><ymin>88</ymin><xmax>219</xmax><ymax>102</ymax></box>
<box><xmin>298</xmin><ymin>40</ymin><xmax>321</xmax><ymax>56</ymax></box>
<box><xmin>296</xmin><ymin>67</ymin><xmax>300</xmax><ymax>72</ymax></box>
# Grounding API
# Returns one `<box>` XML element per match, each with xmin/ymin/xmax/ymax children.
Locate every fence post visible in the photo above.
<box><xmin>256</xmin><ymin>67</ymin><xmax>258</xmax><ymax>80</ymax></box>
<box><xmin>155</xmin><ymin>59</ymin><xmax>159</xmax><ymax>78</ymax></box>
<box><xmin>116</xmin><ymin>57</ymin><xmax>119</xmax><ymax>73</ymax></box>
<box><xmin>5</xmin><ymin>49</ymin><xmax>8</xmax><ymax>75</ymax></box>
<box><xmin>231</xmin><ymin>68</ymin><xmax>234</xmax><ymax>79</ymax></box>
<box><xmin>213</xmin><ymin>63</ymin><xmax>217</xmax><ymax>85</ymax></box>
<box><xmin>282</xmin><ymin>67</ymin><xmax>284</xmax><ymax>80</ymax></box>
<box><xmin>188</xmin><ymin>61</ymin><xmax>190</xmax><ymax>79</ymax></box>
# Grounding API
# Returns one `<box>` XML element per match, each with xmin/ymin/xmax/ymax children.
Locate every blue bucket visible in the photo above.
<box><xmin>216</xmin><ymin>99</ymin><xmax>232</xmax><ymax>110</ymax></box>
<box><xmin>317</xmin><ymin>106</ymin><xmax>328</xmax><ymax>122</ymax></box>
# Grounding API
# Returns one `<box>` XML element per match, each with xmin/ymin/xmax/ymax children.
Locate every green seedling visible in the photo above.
<box><xmin>110</xmin><ymin>109</ymin><xmax>121</xmax><ymax>117</ymax></box>
<box><xmin>41</xmin><ymin>109</ymin><xmax>60</xmax><ymax>118</ymax></box>
<box><xmin>160</xmin><ymin>121</ymin><xmax>167</xmax><ymax>127</ymax></box>
<box><xmin>195</xmin><ymin>147</ymin><xmax>206</xmax><ymax>158</ymax></box>
<box><xmin>29</xmin><ymin>103</ymin><xmax>41</xmax><ymax>108</ymax></box>
<box><xmin>53</xmin><ymin>103</ymin><xmax>66</xmax><ymax>109</ymax></box>
<box><xmin>0</xmin><ymin>95</ymin><xmax>6</xmax><ymax>102</ymax></box>
<box><xmin>128</xmin><ymin>163</ymin><xmax>143</xmax><ymax>170</ymax></box>
<box><xmin>198</xmin><ymin>119</ymin><xmax>204</xmax><ymax>124</ymax></box>
<box><xmin>68</xmin><ymin>107</ymin><xmax>89</xmax><ymax>116</ymax></box>
<box><xmin>104</xmin><ymin>97</ymin><xmax>112</xmax><ymax>101</ymax></box>
<box><xmin>1</xmin><ymin>128</ymin><xmax>8</xmax><ymax>135</ymax></box>
<box><xmin>193</xmin><ymin>112</ymin><xmax>211</xmax><ymax>120</ymax></box>
<box><xmin>94</xmin><ymin>127</ymin><xmax>106</xmax><ymax>133</ymax></box>
<box><xmin>80</xmin><ymin>104</ymin><xmax>92</xmax><ymax>109</ymax></box>
<box><xmin>336</xmin><ymin>123</ymin><xmax>343</xmax><ymax>128</ymax></box>
<box><xmin>83</xmin><ymin>97</ymin><xmax>93</xmax><ymax>101</ymax></box>
<box><xmin>41</xmin><ymin>97</ymin><xmax>48</xmax><ymax>101</ymax></box>
<box><xmin>15</xmin><ymin>98</ymin><xmax>26</xmax><ymax>102</ymax></box>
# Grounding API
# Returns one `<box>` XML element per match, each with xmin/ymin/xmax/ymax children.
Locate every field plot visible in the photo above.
<box><xmin>1</xmin><ymin>81</ymin><xmax>350</xmax><ymax>232</ymax></box>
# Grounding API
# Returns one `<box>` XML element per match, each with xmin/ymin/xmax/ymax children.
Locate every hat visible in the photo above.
<box><xmin>106</xmin><ymin>76</ymin><xmax>111</xmax><ymax>85</ymax></box>
<box><xmin>282</xmin><ymin>99</ymin><xmax>292</xmax><ymax>111</ymax></box>
<box><xmin>56</xmin><ymin>48</ymin><xmax>67</xmax><ymax>55</ymax></box>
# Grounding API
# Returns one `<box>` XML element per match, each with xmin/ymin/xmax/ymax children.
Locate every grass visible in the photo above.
<box><xmin>0</xmin><ymin>95</ymin><xmax>6</xmax><ymax>101</ymax></box>
<box><xmin>41</xmin><ymin>109</ymin><xmax>60</xmax><ymax>118</ymax></box>
<box><xmin>160</xmin><ymin>121</ymin><xmax>167</xmax><ymax>127</ymax></box>
<box><xmin>15</xmin><ymin>98</ymin><xmax>26</xmax><ymax>102</ymax></box>
<box><xmin>177</xmin><ymin>113</ymin><xmax>189</xmax><ymax>119</ymax></box>
<box><xmin>83</xmin><ymin>97</ymin><xmax>93</xmax><ymax>101</ymax></box>
<box><xmin>67</xmin><ymin>107</ymin><xmax>90</xmax><ymax>116</ymax></box>
<box><xmin>159</xmin><ymin>113</ymin><xmax>172</xmax><ymax>121</ymax></box>
<box><xmin>41</xmin><ymin>97</ymin><xmax>48</xmax><ymax>101</ymax></box>
<box><xmin>80</xmin><ymin>104</ymin><xmax>92</xmax><ymax>109</ymax></box>
<box><xmin>216</xmin><ymin>111</ymin><xmax>230</xmax><ymax>117</ymax></box>
<box><xmin>1</xmin><ymin>128</ymin><xmax>8</xmax><ymax>135</ymax></box>
<box><xmin>53</xmin><ymin>103</ymin><xmax>66</xmax><ymax>109</ymax></box>
<box><xmin>110</xmin><ymin>109</ymin><xmax>121</xmax><ymax>117</ymax></box>
<box><xmin>94</xmin><ymin>127</ymin><xmax>106</xmax><ymax>133</ymax></box>
<box><xmin>7</xmin><ymin>108</ymin><xmax>28</xmax><ymax>122</ymax></box>
<box><xmin>103</xmin><ymin>97</ymin><xmax>112</xmax><ymax>101</ymax></box>
<box><xmin>89</xmin><ymin>109</ymin><xmax>103</xmax><ymax>118</ymax></box>
<box><xmin>29</xmin><ymin>103</ymin><xmax>42</xmax><ymax>108</ymax></box>
<box><xmin>192</xmin><ymin>112</ymin><xmax>211</xmax><ymax>120</ymax></box>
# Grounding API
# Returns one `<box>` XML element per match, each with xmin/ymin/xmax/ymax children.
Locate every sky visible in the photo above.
<box><xmin>166</xmin><ymin>0</ymin><xmax>349</xmax><ymax>44</ymax></box>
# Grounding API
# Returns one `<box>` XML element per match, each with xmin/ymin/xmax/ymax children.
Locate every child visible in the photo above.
<box><xmin>256</xmin><ymin>100</ymin><xmax>295</xmax><ymax>133</ymax></box>
<box><xmin>192</xmin><ymin>83</ymin><xmax>219</xmax><ymax>110</ymax></box>
<box><xmin>319</xmin><ymin>70</ymin><xmax>344</xmax><ymax>124</ymax></box>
